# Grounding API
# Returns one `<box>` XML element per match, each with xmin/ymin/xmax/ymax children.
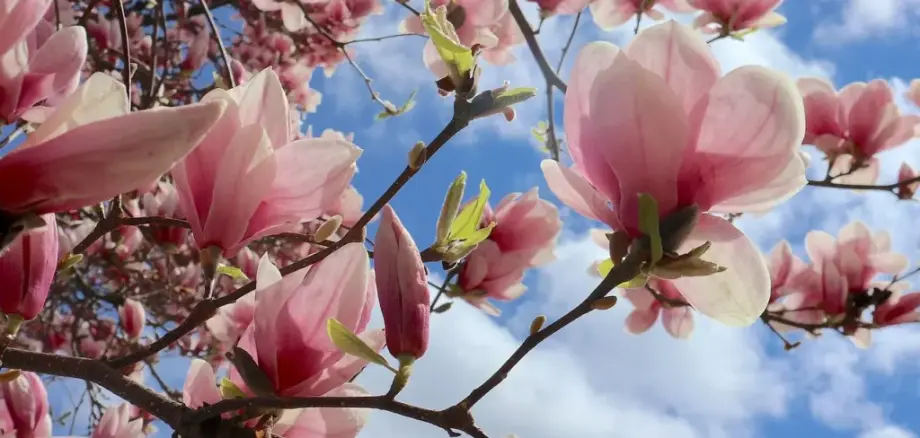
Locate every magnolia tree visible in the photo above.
<box><xmin>0</xmin><ymin>0</ymin><xmax>917</xmax><ymax>436</ymax></box>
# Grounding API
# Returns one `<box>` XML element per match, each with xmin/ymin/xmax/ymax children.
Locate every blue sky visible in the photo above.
<box><xmin>40</xmin><ymin>0</ymin><xmax>920</xmax><ymax>437</ymax></box>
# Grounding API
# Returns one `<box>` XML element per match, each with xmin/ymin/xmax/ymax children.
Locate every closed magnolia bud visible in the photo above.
<box><xmin>0</xmin><ymin>215</ymin><xmax>58</xmax><ymax>321</ymax></box>
<box><xmin>314</xmin><ymin>215</ymin><xmax>343</xmax><ymax>242</ymax></box>
<box><xmin>529</xmin><ymin>315</ymin><xmax>546</xmax><ymax>334</ymax></box>
<box><xmin>408</xmin><ymin>142</ymin><xmax>427</xmax><ymax>170</ymax></box>
<box><xmin>591</xmin><ymin>296</ymin><xmax>618</xmax><ymax>310</ymax></box>
<box><xmin>119</xmin><ymin>298</ymin><xmax>146</xmax><ymax>340</ymax></box>
<box><xmin>375</xmin><ymin>205</ymin><xmax>430</xmax><ymax>359</ymax></box>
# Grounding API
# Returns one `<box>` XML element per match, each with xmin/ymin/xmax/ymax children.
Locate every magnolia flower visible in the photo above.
<box><xmin>0</xmin><ymin>215</ymin><xmax>57</xmax><ymax>320</ymax></box>
<box><xmin>0</xmin><ymin>0</ymin><xmax>87</xmax><ymax>123</ymax></box>
<box><xmin>458</xmin><ymin>189</ymin><xmax>561</xmax><ymax>315</ymax></box>
<box><xmin>542</xmin><ymin>21</ymin><xmax>807</xmax><ymax>326</ymax></box>
<box><xmin>798</xmin><ymin>77</ymin><xmax>920</xmax><ymax>185</ymax></box>
<box><xmin>623</xmin><ymin>278</ymin><xmax>694</xmax><ymax>339</ymax></box>
<box><xmin>91</xmin><ymin>404</ymin><xmax>145</xmax><ymax>438</ymax></box>
<box><xmin>691</xmin><ymin>0</ymin><xmax>786</xmax><ymax>35</ymax></box>
<box><xmin>119</xmin><ymin>298</ymin><xmax>146</xmax><ymax>340</ymax></box>
<box><xmin>139</xmin><ymin>181</ymin><xmax>189</xmax><ymax>249</ymax></box>
<box><xmin>172</xmin><ymin>68</ymin><xmax>361</xmax><ymax>257</ymax></box>
<box><xmin>767</xmin><ymin>240</ymin><xmax>809</xmax><ymax>303</ymax></box>
<box><xmin>375</xmin><ymin>205</ymin><xmax>430</xmax><ymax>359</ymax></box>
<box><xmin>0</xmin><ymin>73</ymin><xmax>226</xmax><ymax>219</ymax></box>
<box><xmin>231</xmin><ymin>246</ymin><xmax>381</xmax><ymax>398</ymax></box>
<box><xmin>591</xmin><ymin>0</ymin><xmax>694</xmax><ymax>31</ymax></box>
<box><xmin>897</xmin><ymin>163</ymin><xmax>919</xmax><ymax>200</ymax></box>
<box><xmin>0</xmin><ymin>372</ymin><xmax>52</xmax><ymax>436</ymax></box>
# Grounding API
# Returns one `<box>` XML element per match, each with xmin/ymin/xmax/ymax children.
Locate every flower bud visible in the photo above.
<box><xmin>529</xmin><ymin>315</ymin><xmax>546</xmax><ymax>334</ymax></box>
<box><xmin>119</xmin><ymin>298</ymin><xmax>146</xmax><ymax>340</ymax></box>
<box><xmin>375</xmin><ymin>205</ymin><xmax>430</xmax><ymax>359</ymax></box>
<box><xmin>314</xmin><ymin>215</ymin><xmax>343</xmax><ymax>242</ymax></box>
<box><xmin>408</xmin><ymin>142</ymin><xmax>427</xmax><ymax>170</ymax></box>
<box><xmin>0</xmin><ymin>215</ymin><xmax>58</xmax><ymax>321</ymax></box>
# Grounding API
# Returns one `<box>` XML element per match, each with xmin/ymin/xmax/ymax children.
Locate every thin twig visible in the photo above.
<box><xmin>507</xmin><ymin>0</ymin><xmax>567</xmax><ymax>92</ymax></box>
<box><xmin>111</xmin><ymin>0</ymin><xmax>133</xmax><ymax>103</ymax></box>
<box><xmin>807</xmin><ymin>174</ymin><xmax>920</xmax><ymax>194</ymax></box>
<box><xmin>200</xmin><ymin>0</ymin><xmax>236</xmax><ymax>88</ymax></box>
<box><xmin>344</xmin><ymin>33</ymin><xmax>427</xmax><ymax>45</ymax></box>
<box><xmin>458</xmin><ymin>249</ymin><xmax>644</xmax><ymax>408</ymax></box>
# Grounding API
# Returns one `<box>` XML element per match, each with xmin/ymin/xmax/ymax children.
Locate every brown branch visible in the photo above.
<box><xmin>807</xmin><ymin>174</ymin><xmax>920</xmax><ymax>194</ymax></box>
<box><xmin>507</xmin><ymin>0</ymin><xmax>567</xmax><ymax>92</ymax></box>
<box><xmin>200</xmin><ymin>0</ymin><xmax>236</xmax><ymax>88</ymax></box>
<box><xmin>71</xmin><ymin>213</ymin><xmax>190</xmax><ymax>256</ymax></box>
<box><xmin>1</xmin><ymin>349</ymin><xmax>189</xmax><ymax>428</ymax></box>
<box><xmin>458</xmin><ymin>248</ymin><xmax>644</xmax><ymax>408</ymax></box>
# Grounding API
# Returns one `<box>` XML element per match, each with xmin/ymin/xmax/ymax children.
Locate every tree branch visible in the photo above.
<box><xmin>458</xmin><ymin>248</ymin><xmax>644</xmax><ymax>408</ymax></box>
<box><xmin>807</xmin><ymin>174</ymin><xmax>920</xmax><ymax>194</ymax></box>
<box><xmin>507</xmin><ymin>0</ymin><xmax>567</xmax><ymax>92</ymax></box>
<box><xmin>200</xmin><ymin>0</ymin><xmax>236</xmax><ymax>88</ymax></box>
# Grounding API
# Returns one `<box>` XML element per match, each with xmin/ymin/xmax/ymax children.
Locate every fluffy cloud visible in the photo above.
<box><xmin>812</xmin><ymin>0</ymin><xmax>920</xmax><ymax>44</ymax></box>
<box><xmin>357</xmin><ymin>235</ymin><xmax>788</xmax><ymax>438</ymax></box>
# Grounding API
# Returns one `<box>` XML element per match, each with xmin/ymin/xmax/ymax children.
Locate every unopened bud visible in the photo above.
<box><xmin>433</xmin><ymin>302</ymin><xmax>453</xmax><ymax>313</ymax></box>
<box><xmin>128</xmin><ymin>63</ymin><xmax>138</xmax><ymax>81</ymax></box>
<box><xmin>435</xmin><ymin>172</ymin><xmax>467</xmax><ymax>247</ymax></box>
<box><xmin>529</xmin><ymin>315</ymin><xmax>546</xmax><ymax>335</ymax></box>
<box><xmin>0</xmin><ymin>370</ymin><xmax>20</xmax><ymax>384</ymax></box>
<box><xmin>502</xmin><ymin>107</ymin><xmax>515</xmax><ymax>122</ymax></box>
<box><xmin>591</xmin><ymin>296</ymin><xmax>618</xmax><ymax>310</ymax></box>
<box><xmin>408</xmin><ymin>142</ymin><xmax>427</xmax><ymax>170</ymax></box>
<box><xmin>314</xmin><ymin>215</ymin><xmax>343</xmax><ymax>242</ymax></box>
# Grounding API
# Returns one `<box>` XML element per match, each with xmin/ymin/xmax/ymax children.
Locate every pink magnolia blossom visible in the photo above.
<box><xmin>232</xmin><ymin>244</ymin><xmax>382</xmax><ymax>411</ymax></box>
<box><xmin>873</xmin><ymin>290</ymin><xmax>920</xmax><ymax>327</ymax></box>
<box><xmin>119</xmin><ymin>298</ymin><xmax>146</xmax><ymax>340</ymax></box>
<box><xmin>0</xmin><ymin>214</ymin><xmax>57</xmax><ymax>320</ymax></box>
<box><xmin>458</xmin><ymin>189</ymin><xmax>561</xmax><ymax>315</ymax></box>
<box><xmin>0</xmin><ymin>372</ymin><xmax>51</xmax><ymax>437</ymax></box>
<box><xmin>542</xmin><ymin>21</ymin><xmax>807</xmax><ymax>326</ymax></box>
<box><xmin>798</xmin><ymin>77</ymin><xmax>920</xmax><ymax>185</ymax></box>
<box><xmin>172</xmin><ymin>68</ymin><xmax>361</xmax><ymax>257</ymax></box>
<box><xmin>139</xmin><ymin>182</ymin><xmax>189</xmax><ymax>249</ymax></box>
<box><xmin>801</xmin><ymin>221</ymin><xmax>906</xmax><ymax>317</ymax></box>
<box><xmin>767</xmin><ymin>240</ymin><xmax>808</xmax><ymax>303</ymax></box>
<box><xmin>0</xmin><ymin>0</ymin><xmax>87</xmax><ymax>123</ymax></box>
<box><xmin>0</xmin><ymin>72</ymin><xmax>226</xmax><ymax>217</ymax></box>
<box><xmin>179</xmin><ymin>16</ymin><xmax>214</xmax><ymax>72</ymax></box>
<box><xmin>690</xmin><ymin>0</ymin><xmax>786</xmax><ymax>35</ymax></box>
<box><xmin>623</xmin><ymin>278</ymin><xmax>694</xmax><ymax>339</ymax></box>
<box><xmin>375</xmin><ymin>205</ymin><xmax>430</xmax><ymax>359</ymax></box>
<box><xmin>590</xmin><ymin>0</ymin><xmax>694</xmax><ymax>31</ymax></box>
<box><xmin>91</xmin><ymin>404</ymin><xmax>145</xmax><ymax>438</ymax></box>
<box><xmin>896</xmin><ymin>163</ymin><xmax>919</xmax><ymax>200</ymax></box>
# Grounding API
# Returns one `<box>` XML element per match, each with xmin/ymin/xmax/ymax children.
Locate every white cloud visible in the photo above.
<box><xmin>861</xmin><ymin>425</ymin><xmax>920</xmax><ymax>438</ymax></box>
<box><xmin>813</xmin><ymin>0</ymin><xmax>920</xmax><ymax>44</ymax></box>
<box><xmin>358</xmin><ymin>235</ymin><xmax>787</xmax><ymax>438</ymax></box>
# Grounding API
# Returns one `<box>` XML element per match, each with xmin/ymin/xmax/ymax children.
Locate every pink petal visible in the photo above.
<box><xmin>577</xmin><ymin>49</ymin><xmax>690</xmax><ymax>230</ymax></box>
<box><xmin>797</xmin><ymin>77</ymin><xmax>844</xmax><ymax>142</ymax></box>
<box><xmin>622</xmin><ymin>287</ymin><xmax>656</xmax><ymax>310</ymax></box>
<box><xmin>0</xmin><ymin>100</ymin><xmax>227</xmax><ymax>214</ymax></box>
<box><xmin>805</xmin><ymin>230</ymin><xmax>837</xmax><ymax>264</ymax></box>
<box><xmin>201</xmin><ymin>124</ymin><xmax>277</xmax><ymax>253</ymax></box>
<box><xmin>298</xmin><ymin>329</ymin><xmax>386</xmax><ymax>397</ymax></box>
<box><xmin>589</xmin><ymin>0</ymin><xmax>637</xmax><ymax>30</ymax></box>
<box><xmin>687</xmin><ymin>66</ymin><xmax>806</xmax><ymax>213</ymax></box>
<box><xmin>624</xmin><ymin>21</ymin><xmax>720</xmax><ymax>114</ymax></box>
<box><xmin>670</xmin><ymin>214</ymin><xmax>770</xmax><ymax>327</ymax></box>
<box><xmin>231</xmin><ymin>68</ymin><xmax>290</xmax><ymax>148</ymax></box>
<box><xmin>540</xmin><ymin>160</ymin><xmax>621</xmax><ymax>229</ymax></box>
<box><xmin>253</xmin><ymin>137</ymin><xmax>361</xmax><ymax>228</ymax></box>
<box><xmin>24</xmin><ymin>73</ymin><xmax>128</xmax><ymax>147</ymax></box>
<box><xmin>183</xmin><ymin>359</ymin><xmax>221</xmax><ymax>408</ymax></box>
<box><xmin>563</xmin><ymin>41</ymin><xmax>623</xmax><ymax>203</ymax></box>
<box><xmin>625</xmin><ymin>309</ymin><xmax>659</xmax><ymax>334</ymax></box>
<box><xmin>0</xmin><ymin>0</ymin><xmax>52</xmax><ymax>56</ymax></box>
<box><xmin>661</xmin><ymin>307</ymin><xmax>694</xmax><ymax>339</ymax></box>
